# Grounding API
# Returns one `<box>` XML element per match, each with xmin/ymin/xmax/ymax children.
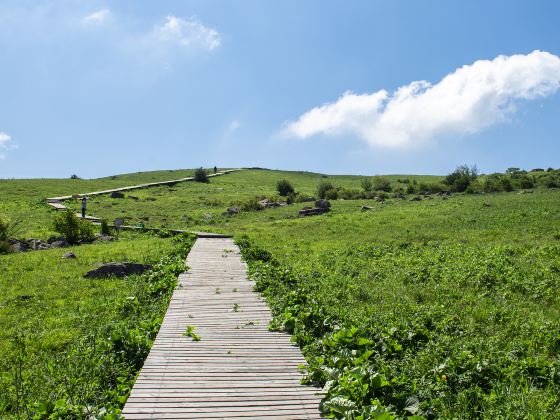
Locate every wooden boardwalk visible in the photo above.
<box><xmin>122</xmin><ymin>238</ymin><xmax>324</xmax><ymax>419</ymax></box>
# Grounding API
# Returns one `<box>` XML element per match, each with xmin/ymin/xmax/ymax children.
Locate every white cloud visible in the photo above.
<box><xmin>284</xmin><ymin>50</ymin><xmax>560</xmax><ymax>148</ymax></box>
<box><xmin>154</xmin><ymin>16</ymin><xmax>220</xmax><ymax>51</ymax></box>
<box><xmin>82</xmin><ymin>9</ymin><xmax>111</xmax><ymax>26</ymax></box>
<box><xmin>0</xmin><ymin>132</ymin><xmax>15</xmax><ymax>160</ymax></box>
<box><xmin>228</xmin><ymin>120</ymin><xmax>241</xmax><ymax>132</ymax></box>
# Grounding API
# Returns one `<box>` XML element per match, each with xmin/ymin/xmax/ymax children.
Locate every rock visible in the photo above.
<box><xmin>299</xmin><ymin>207</ymin><xmax>330</xmax><ymax>217</ymax></box>
<box><xmin>128</xmin><ymin>195</ymin><xmax>139</xmax><ymax>200</ymax></box>
<box><xmin>50</xmin><ymin>239</ymin><xmax>70</xmax><ymax>248</ymax></box>
<box><xmin>373</xmin><ymin>196</ymin><xmax>384</xmax><ymax>203</ymax></box>
<box><xmin>62</xmin><ymin>252</ymin><xmax>77</xmax><ymax>259</ymax></box>
<box><xmin>483</xmin><ymin>203</ymin><xmax>492</xmax><ymax>207</ymax></box>
<box><xmin>27</xmin><ymin>239</ymin><xmax>50</xmax><ymax>250</ymax></box>
<box><xmin>361</xmin><ymin>205</ymin><xmax>373</xmax><ymax>211</ymax></box>
<box><xmin>110</xmin><ymin>191</ymin><xmax>125</xmax><ymax>199</ymax></box>
<box><xmin>84</xmin><ymin>262</ymin><xmax>152</xmax><ymax>279</ymax></box>
<box><xmin>145</xmin><ymin>197</ymin><xmax>156</xmax><ymax>201</ymax></box>
<box><xmin>95</xmin><ymin>234</ymin><xmax>113</xmax><ymax>242</ymax></box>
<box><xmin>315</xmin><ymin>199</ymin><xmax>331</xmax><ymax>209</ymax></box>
<box><xmin>225</xmin><ymin>207</ymin><xmax>241</xmax><ymax>216</ymax></box>
<box><xmin>9</xmin><ymin>239</ymin><xmax>29</xmax><ymax>252</ymax></box>
<box><xmin>410</xmin><ymin>196</ymin><xmax>422</xmax><ymax>202</ymax></box>
<box><xmin>299</xmin><ymin>196</ymin><xmax>315</xmax><ymax>202</ymax></box>
<box><xmin>47</xmin><ymin>236</ymin><xmax>65</xmax><ymax>244</ymax></box>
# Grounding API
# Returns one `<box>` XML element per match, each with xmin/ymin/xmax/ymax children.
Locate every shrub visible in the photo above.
<box><xmin>70</xmin><ymin>174</ymin><xmax>80</xmax><ymax>179</ymax></box>
<box><xmin>276</xmin><ymin>179</ymin><xmax>295</xmax><ymax>196</ymax></box>
<box><xmin>234</xmin><ymin>197</ymin><xmax>264</xmax><ymax>212</ymax></box>
<box><xmin>372</xmin><ymin>177</ymin><xmax>392</xmax><ymax>192</ymax></box>
<box><xmin>338</xmin><ymin>188</ymin><xmax>362</xmax><ymax>200</ymax></box>
<box><xmin>418</xmin><ymin>182</ymin><xmax>447</xmax><ymax>194</ymax></box>
<box><xmin>405</xmin><ymin>184</ymin><xmax>417</xmax><ymax>194</ymax></box>
<box><xmin>53</xmin><ymin>211</ymin><xmax>95</xmax><ymax>245</ymax></box>
<box><xmin>361</xmin><ymin>178</ymin><xmax>373</xmax><ymax>193</ymax></box>
<box><xmin>100</xmin><ymin>220</ymin><xmax>112</xmax><ymax>236</ymax></box>
<box><xmin>517</xmin><ymin>176</ymin><xmax>534</xmax><ymax>189</ymax></box>
<box><xmin>325</xmin><ymin>189</ymin><xmax>339</xmax><ymax>200</ymax></box>
<box><xmin>444</xmin><ymin>164</ymin><xmax>478</xmax><ymax>192</ymax></box>
<box><xmin>317</xmin><ymin>181</ymin><xmax>336</xmax><ymax>199</ymax></box>
<box><xmin>194</xmin><ymin>167</ymin><xmax>209</xmax><ymax>183</ymax></box>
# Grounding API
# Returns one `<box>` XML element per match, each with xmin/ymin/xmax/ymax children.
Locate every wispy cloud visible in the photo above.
<box><xmin>154</xmin><ymin>16</ymin><xmax>221</xmax><ymax>51</ymax></box>
<box><xmin>0</xmin><ymin>132</ymin><xmax>15</xmax><ymax>160</ymax></box>
<box><xmin>228</xmin><ymin>120</ymin><xmax>241</xmax><ymax>133</ymax></box>
<box><xmin>82</xmin><ymin>9</ymin><xmax>111</xmax><ymax>26</ymax></box>
<box><xmin>284</xmin><ymin>50</ymin><xmax>560</xmax><ymax>148</ymax></box>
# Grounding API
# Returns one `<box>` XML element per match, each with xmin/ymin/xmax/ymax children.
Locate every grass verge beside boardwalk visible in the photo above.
<box><xmin>238</xmin><ymin>237</ymin><xmax>560</xmax><ymax>419</ymax></box>
<box><xmin>0</xmin><ymin>233</ymin><xmax>195</xmax><ymax>418</ymax></box>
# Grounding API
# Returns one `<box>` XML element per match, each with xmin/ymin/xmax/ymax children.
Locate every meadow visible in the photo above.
<box><xmin>1</xmin><ymin>167</ymin><xmax>560</xmax><ymax>418</ymax></box>
<box><xmin>0</xmin><ymin>232</ymin><xmax>195</xmax><ymax>417</ymax></box>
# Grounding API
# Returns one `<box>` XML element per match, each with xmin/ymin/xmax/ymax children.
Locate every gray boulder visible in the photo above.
<box><xmin>62</xmin><ymin>252</ymin><xmax>77</xmax><ymax>259</ymax></box>
<box><xmin>50</xmin><ymin>239</ymin><xmax>70</xmax><ymax>248</ymax></box>
<box><xmin>84</xmin><ymin>262</ymin><xmax>152</xmax><ymax>279</ymax></box>
<box><xmin>9</xmin><ymin>239</ymin><xmax>29</xmax><ymax>252</ymax></box>
<box><xmin>110</xmin><ymin>191</ymin><xmax>125</xmax><ymax>199</ymax></box>
<box><xmin>225</xmin><ymin>207</ymin><xmax>241</xmax><ymax>216</ymax></box>
<box><xmin>315</xmin><ymin>199</ymin><xmax>331</xmax><ymax>209</ymax></box>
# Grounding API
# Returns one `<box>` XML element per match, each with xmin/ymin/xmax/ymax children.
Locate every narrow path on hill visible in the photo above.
<box><xmin>122</xmin><ymin>238</ymin><xmax>324</xmax><ymax>419</ymax></box>
<box><xmin>45</xmin><ymin>169</ymin><xmax>239</xmax><ymax>237</ymax></box>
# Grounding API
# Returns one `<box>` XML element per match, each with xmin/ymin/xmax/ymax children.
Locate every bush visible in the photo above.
<box><xmin>444</xmin><ymin>164</ymin><xmax>478</xmax><ymax>192</ymax></box>
<box><xmin>100</xmin><ymin>220</ymin><xmax>112</xmax><ymax>236</ymax></box>
<box><xmin>194</xmin><ymin>167</ymin><xmax>209</xmax><ymax>183</ymax></box>
<box><xmin>405</xmin><ymin>184</ymin><xmax>417</xmax><ymax>194</ymax></box>
<box><xmin>70</xmin><ymin>174</ymin><xmax>80</xmax><ymax>179</ymax></box>
<box><xmin>317</xmin><ymin>181</ymin><xmax>336</xmax><ymax>199</ymax></box>
<box><xmin>276</xmin><ymin>179</ymin><xmax>295</xmax><ymax>196</ymax></box>
<box><xmin>53</xmin><ymin>211</ymin><xmax>95</xmax><ymax>245</ymax></box>
<box><xmin>372</xmin><ymin>177</ymin><xmax>392</xmax><ymax>192</ymax></box>
<box><xmin>418</xmin><ymin>182</ymin><xmax>447</xmax><ymax>194</ymax></box>
<box><xmin>325</xmin><ymin>189</ymin><xmax>339</xmax><ymax>200</ymax></box>
<box><xmin>361</xmin><ymin>178</ymin><xmax>373</xmax><ymax>193</ymax></box>
<box><xmin>234</xmin><ymin>197</ymin><xmax>264</xmax><ymax>212</ymax></box>
<box><xmin>338</xmin><ymin>188</ymin><xmax>362</xmax><ymax>200</ymax></box>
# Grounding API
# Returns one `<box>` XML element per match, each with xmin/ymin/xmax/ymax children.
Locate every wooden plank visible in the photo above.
<box><xmin>122</xmin><ymin>238</ymin><xmax>323</xmax><ymax>419</ymax></box>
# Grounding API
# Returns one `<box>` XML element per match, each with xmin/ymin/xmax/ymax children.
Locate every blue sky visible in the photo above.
<box><xmin>0</xmin><ymin>0</ymin><xmax>559</xmax><ymax>178</ymax></box>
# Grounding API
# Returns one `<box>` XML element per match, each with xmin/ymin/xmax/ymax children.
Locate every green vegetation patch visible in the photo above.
<box><xmin>239</xmin><ymin>238</ymin><xmax>560</xmax><ymax>418</ymax></box>
<box><xmin>0</xmin><ymin>233</ymin><xmax>195</xmax><ymax>418</ymax></box>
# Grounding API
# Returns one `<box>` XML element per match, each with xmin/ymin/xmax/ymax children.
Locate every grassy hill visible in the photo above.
<box><xmin>1</xmin><ymin>167</ymin><xmax>560</xmax><ymax>418</ymax></box>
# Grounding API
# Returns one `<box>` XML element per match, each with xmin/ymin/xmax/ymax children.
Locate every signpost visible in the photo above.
<box><xmin>114</xmin><ymin>218</ymin><xmax>124</xmax><ymax>240</ymax></box>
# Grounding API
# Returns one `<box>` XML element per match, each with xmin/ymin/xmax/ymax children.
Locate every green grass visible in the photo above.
<box><xmin>2</xmin><ymin>167</ymin><xmax>560</xmax><ymax>418</ymax></box>
<box><xmin>0</xmin><ymin>168</ymin><xmax>205</xmax><ymax>237</ymax></box>
<box><xmin>0</xmin><ymin>233</ymin><xmax>195</xmax><ymax>418</ymax></box>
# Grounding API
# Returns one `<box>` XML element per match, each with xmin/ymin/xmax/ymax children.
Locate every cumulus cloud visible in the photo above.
<box><xmin>284</xmin><ymin>50</ymin><xmax>560</xmax><ymax>147</ymax></box>
<box><xmin>0</xmin><ymin>132</ymin><xmax>15</xmax><ymax>159</ymax></box>
<box><xmin>154</xmin><ymin>16</ymin><xmax>220</xmax><ymax>51</ymax></box>
<box><xmin>82</xmin><ymin>9</ymin><xmax>111</xmax><ymax>26</ymax></box>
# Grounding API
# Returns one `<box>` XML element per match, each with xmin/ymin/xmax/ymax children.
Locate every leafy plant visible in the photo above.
<box><xmin>276</xmin><ymin>179</ymin><xmax>295</xmax><ymax>196</ymax></box>
<box><xmin>183</xmin><ymin>325</ymin><xmax>201</xmax><ymax>342</ymax></box>
<box><xmin>194</xmin><ymin>167</ymin><xmax>209</xmax><ymax>183</ymax></box>
<box><xmin>52</xmin><ymin>210</ymin><xmax>95</xmax><ymax>245</ymax></box>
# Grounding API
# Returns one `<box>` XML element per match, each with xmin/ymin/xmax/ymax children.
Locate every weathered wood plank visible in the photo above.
<box><xmin>122</xmin><ymin>238</ymin><xmax>323</xmax><ymax>419</ymax></box>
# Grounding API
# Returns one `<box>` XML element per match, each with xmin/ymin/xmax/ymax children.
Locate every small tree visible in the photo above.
<box><xmin>444</xmin><ymin>164</ymin><xmax>478</xmax><ymax>192</ymax></box>
<box><xmin>194</xmin><ymin>167</ymin><xmax>209</xmax><ymax>183</ymax></box>
<box><xmin>372</xmin><ymin>177</ymin><xmax>392</xmax><ymax>192</ymax></box>
<box><xmin>100</xmin><ymin>219</ymin><xmax>112</xmax><ymax>236</ymax></box>
<box><xmin>361</xmin><ymin>177</ymin><xmax>373</xmax><ymax>193</ymax></box>
<box><xmin>70</xmin><ymin>174</ymin><xmax>80</xmax><ymax>179</ymax></box>
<box><xmin>53</xmin><ymin>210</ymin><xmax>95</xmax><ymax>245</ymax></box>
<box><xmin>276</xmin><ymin>179</ymin><xmax>294</xmax><ymax>196</ymax></box>
<box><xmin>317</xmin><ymin>181</ymin><xmax>336</xmax><ymax>199</ymax></box>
